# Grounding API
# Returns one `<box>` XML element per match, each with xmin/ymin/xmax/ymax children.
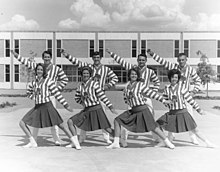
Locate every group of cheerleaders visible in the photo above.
<box><xmin>10</xmin><ymin>48</ymin><xmax>216</xmax><ymax>150</ymax></box>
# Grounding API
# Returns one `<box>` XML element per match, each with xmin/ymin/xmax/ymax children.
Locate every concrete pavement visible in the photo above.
<box><xmin>0</xmin><ymin>107</ymin><xmax>220</xmax><ymax>172</ymax></box>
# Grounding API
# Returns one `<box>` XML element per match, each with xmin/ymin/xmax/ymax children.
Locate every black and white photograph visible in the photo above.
<box><xmin>0</xmin><ymin>0</ymin><xmax>220</xmax><ymax>171</ymax></box>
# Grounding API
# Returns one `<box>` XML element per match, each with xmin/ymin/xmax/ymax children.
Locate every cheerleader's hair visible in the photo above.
<box><xmin>79</xmin><ymin>66</ymin><xmax>93</xmax><ymax>76</ymax></box>
<box><xmin>35</xmin><ymin>63</ymin><xmax>47</xmax><ymax>79</ymax></box>
<box><xmin>128</xmin><ymin>67</ymin><xmax>142</xmax><ymax>81</ymax></box>
<box><xmin>167</xmin><ymin>69</ymin><xmax>181</xmax><ymax>82</ymax></box>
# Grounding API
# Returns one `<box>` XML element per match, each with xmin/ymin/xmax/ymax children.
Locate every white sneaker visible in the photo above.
<box><xmin>106</xmin><ymin>142</ymin><xmax>120</xmax><ymax>149</ymax></box>
<box><xmin>65</xmin><ymin>143</ymin><xmax>74</xmax><ymax>148</ymax></box>
<box><xmin>23</xmin><ymin>142</ymin><xmax>38</xmax><ymax>148</ymax></box>
<box><xmin>205</xmin><ymin>141</ymin><xmax>216</xmax><ymax>148</ymax></box>
<box><xmin>190</xmin><ymin>135</ymin><xmax>199</xmax><ymax>145</ymax></box>
<box><xmin>154</xmin><ymin>141</ymin><xmax>166</xmax><ymax>147</ymax></box>
<box><xmin>54</xmin><ymin>141</ymin><xmax>61</xmax><ymax>146</ymax></box>
<box><xmin>164</xmin><ymin>138</ymin><xmax>175</xmax><ymax>149</ymax></box>
<box><xmin>103</xmin><ymin>132</ymin><xmax>112</xmax><ymax>144</ymax></box>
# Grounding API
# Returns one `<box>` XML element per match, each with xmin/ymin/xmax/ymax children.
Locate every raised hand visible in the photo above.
<box><xmin>105</xmin><ymin>48</ymin><xmax>111</xmax><ymax>54</ymax></box>
<box><xmin>10</xmin><ymin>50</ymin><xmax>18</xmax><ymax>57</ymax></box>
<box><xmin>60</xmin><ymin>49</ymin><xmax>68</xmax><ymax>57</ymax></box>
<box><xmin>147</xmin><ymin>49</ymin><xmax>154</xmax><ymax>56</ymax></box>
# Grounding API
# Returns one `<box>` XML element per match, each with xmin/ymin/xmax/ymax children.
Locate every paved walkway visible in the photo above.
<box><xmin>0</xmin><ymin>108</ymin><xmax>220</xmax><ymax>172</ymax></box>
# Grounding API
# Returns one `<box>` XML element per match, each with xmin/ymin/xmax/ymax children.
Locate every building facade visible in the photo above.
<box><xmin>1</xmin><ymin>31</ymin><xmax>220</xmax><ymax>90</ymax></box>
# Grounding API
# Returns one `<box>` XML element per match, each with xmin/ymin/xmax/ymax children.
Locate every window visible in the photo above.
<box><xmin>56</xmin><ymin>40</ymin><xmax>61</xmax><ymax>57</ymax></box>
<box><xmin>47</xmin><ymin>39</ymin><xmax>52</xmax><ymax>55</ymax></box>
<box><xmin>108</xmin><ymin>65</ymin><xmax>128</xmax><ymax>83</ymax></box>
<box><xmin>141</xmin><ymin>40</ymin><xmax>146</xmax><ymax>54</ymax></box>
<box><xmin>14</xmin><ymin>64</ymin><xmax>19</xmax><ymax>82</ymax></box>
<box><xmin>14</xmin><ymin>40</ymin><xmax>19</xmax><ymax>54</ymax></box>
<box><xmin>5</xmin><ymin>40</ymin><xmax>10</xmax><ymax>57</ymax></box>
<box><xmin>184</xmin><ymin>40</ymin><xmax>189</xmax><ymax>57</ymax></box>
<box><xmin>174</xmin><ymin>40</ymin><xmax>179</xmax><ymax>57</ymax></box>
<box><xmin>217</xmin><ymin>40</ymin><xmax>220</xmax><ymax>58</ymax></box>
<box><xmin>62</xmin><ymin>65</ymin><xmax>79</xmax><ymax>82</ymax></box>
<box><xmin>89</xmin><ymin>40</ymin><xmax>95</xmax><ymax>57</ymax></box>
<box><xmin>132</xmin><ymin>40</ymin><xmax>137</xmax><ymax>58</ymax></box>
<box><xmin>5</xmin><ymin>64</ymin><xmax>10</xmax><ymax>82</ymax></box>
<box><xmin>99</xmin><ymin>40</ymin><xmax>104</xmax><ymax>58</ymax></box>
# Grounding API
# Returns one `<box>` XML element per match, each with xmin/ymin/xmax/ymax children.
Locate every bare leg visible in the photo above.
<box><xmin>66</xmin><ymin>119</ymin><xmax>81</xmax><ymax>149</ymax></box>
<box><xmin>106</xmin><ymin>120</ymin><xmax>121</xmax><ymax>149</ymax></box>
<box><xmin>191</xmin><ymin>128</ymin><xmax>215</xmax><ymax>148</ymax></box>
<box><xmin>152</xmin><ymin>127</ymin><xmax>175</xmax><ymax>149</ymax></box>
<box><xmin>19</xmin><ymin>120</ymin><xmax>37</xmax><ymax>148</ymax></box>
<box><xmin>51</xmin><ymin>125</ymin><xmax>61</xmax><ymax>145</ymax></box>
<box><xmin>32</xmin><ymin>127</ymin><xmax>39</xmax><ymax>141</ymax></box>
<box><xmin>79</xmin><ymin>129</ymin><xmax>87</xmax><ymax>143</ymax></box>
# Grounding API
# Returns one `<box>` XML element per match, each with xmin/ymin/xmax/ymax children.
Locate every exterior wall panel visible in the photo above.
<box><xmin>0</xmin><ymin>40</ymin><xmax>4</xmax><ymax>57</ymax></box>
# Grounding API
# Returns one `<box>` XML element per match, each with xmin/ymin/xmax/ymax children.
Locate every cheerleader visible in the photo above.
<box><xmin>156</xmin><ymin>69</ymin><xmax>215</xmax><ymax>148</ymax></box>
<box><xmin>11</xmin><ymin>50</ymin><xmax>68</xmax><ymax>146</ymax></box>
<box><xmin>19</xmin><ymin>63</ymin><xmax>76</xmax><ymax>148</ymax></box>
<box><xmin>106</xmin><ymin>49</ymin><xmax>161</xmax><ymax>144</ymax></box>
<box><xmin>61</xmin><ymin>50</ymin><xmax>118</xmax><ymax>144</ymax></box>
<box><xmin>66</xmin><ymin>66</ymin><xmax>118</xmax><ymax>149</ymax></box>
<box><xmin>107</xmin><ymin>67</ymin><xmax>175</xmax><ymax>149</ymax></box>
<box><xmin>147</xmin><ymin>49</ymin><xmax>201</xmax><ymax>144</ymax></box>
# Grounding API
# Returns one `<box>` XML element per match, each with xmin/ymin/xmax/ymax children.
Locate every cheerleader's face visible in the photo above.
<box><xmin>82</xmin><ymin>70</ymin><xmax>91</xmax><ymax>82</ymax></box>
<box><xmin>42</xmin><ymin>52</ymin><xmax>52</xmax><ymax>65</ymax></box>
<box><xmin>130</xmin><ymin>70</ymin><xmax>138</xmax><ymax>82</ymax></box>
<box><xmin>137</xmin><ymin>56</ymin><xmax>147</xmax><ymax>68</ymax></box>
<box><xmin>36</xmin><ymin>65</ymin><xmax>44</xmax><ymax>78</ymax></box>
<box><xmin>170</xmin><ymin>74</ymin><xmax>179</xmax><ymax>85</ymax></box>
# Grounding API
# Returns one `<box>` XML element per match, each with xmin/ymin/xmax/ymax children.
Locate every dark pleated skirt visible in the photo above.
<box><xmin>70</xmin><ymin>104</ymin><xmax>111</xmax><ymax>131</ymax></box>
<box><xmin>156</xmin><ymin>108</ymin><xmax>197</xmax><ymax>133</ymax></box>
<box><xmin>22</xmin><ymin>101</ymin><xmax>63</xmax><ymax>128</ymax></box>
<box><xmin>115</xmin><ymin>105</ymin><xmax>157</xmax><ymax>133</ymax></box>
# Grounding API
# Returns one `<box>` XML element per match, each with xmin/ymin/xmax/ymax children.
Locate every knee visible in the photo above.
<box><xmin>58</xmin><ymin>123</ymin><xmax>65</xmax><ymax>130</ymax></box>
<box><xmin>19</xmin><ymin>120</ymin><xmax>24</xmax><ymax>127</ymax></box>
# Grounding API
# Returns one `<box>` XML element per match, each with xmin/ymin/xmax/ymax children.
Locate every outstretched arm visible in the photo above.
<box><xmin>190</xmin><ymin>67</ymin><xmax>201</xmax><ymax>94</ymax></box>
<box><xmin>61</xmin><ymin>49</ymin><xmax>89</xmax><ymax>68</ymax></box>
<box><xmin>105</xmin><ymin>68</ymin><xmax>118</xmax><ymax>90</ymax></box>
<box><xmin>26</xmin><ymin>81</ymin><xmax>35</xmax><ymax>100</ymax></box>
<box><xmin>147</xmin><ymin>49</ymin><xmax>176</xmax><ymax>70</ymax></box>
<box><xmin>106</xmin><ymin>49</ymin><xmax>132</xmax><ymax>70</ymax></box>
<box><xmin>149</xmin><ymin>70</ymin><xmax>160</xmax><ymax>91</ymax></box>
<box><xmin>142</xmin><ymin>86</ymin><xmax>164</xmax><ymax>103</ymax></box>
<box><xmin>11</xmin><ymin>50</ymin><xmax>36</xmax><ymax>69</ymax></box>
<box><xmin>56</xmin><ymin>67</ymin><xmax>68</xmax><ymax>91</ymax></box>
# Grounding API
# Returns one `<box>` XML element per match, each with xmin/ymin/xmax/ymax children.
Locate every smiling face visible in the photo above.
<box><xmin>170</xmin><ymin>74</ymin><xmax>179</xmax><ymax>85</ymax></box>
<box><xmin>92</xmin><ymin>55</ymin><xmax>101</xmax><ymax>66</ymax></box>
<box><xmin>42</xmin><ymin>52</ymin><xmax>52</xmax><ymax>65</ymax></box>
<box><xmin>82</xmin><ymin>69</ymin><xmax>91</xmax><ymax>82</ymax></box>
<box><xmin>129</xmin><ymin>70</ymin><xmax>138</xmax><ymax>82</ymax></box>
<box><xmin>177</xmin><ymin>55</ymin><xmax>187</xmax><ymax>68</ymax></box>
<box><xmin>137</xmin><ymin>55</ymin><xmax>147</xmax><ymax>68</ymax></box>
<box><xmin>36</xmin><ymin>65</ymin><xmax>44</xmax><ymax>78</ymax></box>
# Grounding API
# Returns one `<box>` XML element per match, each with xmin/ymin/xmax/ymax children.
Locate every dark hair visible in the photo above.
<box><xmin>137</xmin><ymin>53</ymin><xmax>147</xmax><ymax>60</ymax></box>
<box><xmin>128</xmin><ymin>67</ymin><xmax>142</xmax><ymax>81</ymax></box>
<box><xmin>35</xmin><ymin>63</ymin><xmax>47</xmax><ymax>79</ymax></box>
<box><xmin>42</xmin><ymin>50</ymin><xmax>52</xmax><ymax>59</ymax></box>
<box><xmin>79</xmin><ymin>66</ymin><xmax>93</xmax><ymax>76</ymax></box>
<box><xmin>178</xmin><ymin>53</ymin><xmax>187</xmax><ymax>58</ymax></box>
<box><xmin>167</xmin><ymin>69</ymin><xmax>181</xmax><ymax>82</ymax></box>
<box><xmin>92</xmin><ymin>51</ymin><xmax>101</xmax><ymax>58</ymax></box>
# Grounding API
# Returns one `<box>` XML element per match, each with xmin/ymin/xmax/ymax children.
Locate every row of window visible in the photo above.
<box><xmin>5</xmin><ymin>39</ymin><xmax>218</xmax><ymax>58</ymax></box>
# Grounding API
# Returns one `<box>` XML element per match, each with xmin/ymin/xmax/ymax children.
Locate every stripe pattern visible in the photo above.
<box><xmin>152</xmin><ymin>53</ymin><xmax>201</xmax><ymax>93</ymax></box>
<box><xmin>75</xmin><ymin>78</ymin><xmax>112</xmax><ymax>108</ymax></box>
<box><xmin>66</xmin><ymin>55</ymin><xmax>118</xmax><ymax>90</ymax></box>
<box><xmin>124</xmin><ymin>81</ymin><xmax>164</xmax><ymax>108</ymax></box>
<box><xmin>110</xmin><ymin>52</ymin><xmax>160</xmax><ymax>91</ymax></box>
<box><xmin>16</xmin><ymin>55</ymin><xmax>68</xmax><ymax>90</ymax></box>
<box><xmin>27</xmin><ymin>78</ymin><xmax>69</xmax><ymax>108</ymax></box>
<box><xmin>163</xmin><ymin>83</ymin><xmax>201</xmax><ymax>112</ymax></box>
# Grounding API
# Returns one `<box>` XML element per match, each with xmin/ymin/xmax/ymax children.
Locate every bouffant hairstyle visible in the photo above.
<box><xmin>35</xmin><ymin>63</ymin><xmax>47</xmax><ymax>79</ymax></box>
<box><xmin>167</xmin><ymin>69</ymin><xmax>181</xmax><ymax>82</ymax></box>
<box><xmin>128</xmin><ymin>67</ymin><xmax>142</xmax><ymax>81</ymax></box>
<box><xmin>79</xmin><ymin>66</ymin><xmax>93</xmax><ymax>76</ymax></box>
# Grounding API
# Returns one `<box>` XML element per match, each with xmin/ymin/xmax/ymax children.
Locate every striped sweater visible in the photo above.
<box><xmin>15</xmin><ymin>55</ymin><xmax>68</xmax><ymax>90</ymax></box>
<box><xmin>27</xmin><ymin>77</ymin><xmax>69</xmax><ymax>108</ymax></box>
<box><xmin>65</xmin><ymin>55</ymin><xmax>118</xmax><ymax>90</ymax></box>
<box><xmin>75</xmin><ymin>78</ymin><xmax>112</xmax><ymax>108</ymax></box>
<box><xmin>124</xmin><ymin>81</ymin><xmax>164</xmax><ymax>108</ymax></box>
<box><xmin>163</xmin><ymin>83</ymin><xmax>201</xmax><ymax>112</ymax></box>
<box><xmin>109</xmin><ymin>52</ymin><xmax>160</xmax><ymax>91</ymax></box>
<box><xmin>152</xmin><ymin>53</ymin><xmax>201</xmax><ymax>93</ymax></box>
